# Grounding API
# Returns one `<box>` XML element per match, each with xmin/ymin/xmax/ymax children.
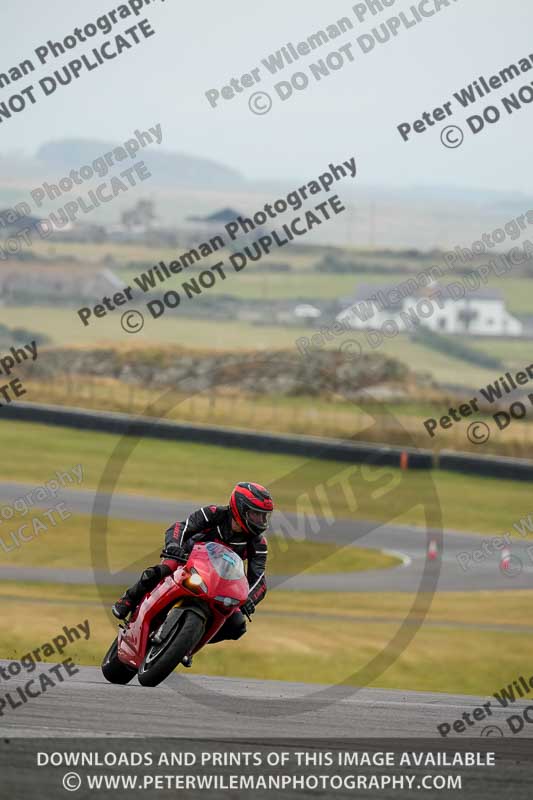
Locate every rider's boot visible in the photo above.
<box><xmin>111</xmin><ymin>564</ymin><xmax>174</xmax><ymax>621</ymax></box>
<box><xmin>112</xmin><ymin>593</ymin><xmax>136</xmax><ymax>620</ymax></box>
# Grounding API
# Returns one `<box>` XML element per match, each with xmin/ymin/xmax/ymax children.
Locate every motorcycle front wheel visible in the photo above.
<box><xmin>101</xmin><ymin>636</ymin><xmax>138</xmax><ymax>685</ymax></box>
<box><xmin>138</xmin><ymin>610</ymin><xmax>205</xmax><ymax>687</ymax></box>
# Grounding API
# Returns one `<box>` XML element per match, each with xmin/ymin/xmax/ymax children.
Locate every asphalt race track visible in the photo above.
<box><xmin>0</xmin><ymin>661</ymin><xmax>531</xmax><ymax>739</ymax></box>
<box><xmin>0</xmin><ymin>481</ymin><xmax>531</xmax><ymax>591</ymax></box>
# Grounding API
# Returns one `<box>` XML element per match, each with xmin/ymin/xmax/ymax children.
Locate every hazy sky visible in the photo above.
<box><xmin>1</xmin><ymin>0</ymin><xmax>532</xmax><ymax>193</ymax></box>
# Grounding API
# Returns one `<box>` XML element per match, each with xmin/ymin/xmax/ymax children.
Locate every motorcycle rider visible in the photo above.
<box><xmin>112</xmin><ymin>482</ymin><xmax>273</xmax><ymax>665</ymax></box>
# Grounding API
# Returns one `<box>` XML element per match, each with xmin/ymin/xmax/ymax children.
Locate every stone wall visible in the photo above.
<box><xmin>24</xmin><ymin>346</ymin><xmax>411</xmax><ymax>398</ymax></box>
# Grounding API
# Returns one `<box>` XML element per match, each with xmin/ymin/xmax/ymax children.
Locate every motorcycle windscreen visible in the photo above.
<box><xmin>204</xmin><ymin>541</ymin><xmax>245</xmax><ymax>580</ymax></box>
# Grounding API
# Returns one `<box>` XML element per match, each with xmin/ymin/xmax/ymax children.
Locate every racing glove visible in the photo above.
<box><xmin>241</xmin><ymin>598</ymin><xmax>256</xmax><ymax>617</ymax></box>
<box><xmin>161</xmin><ymin>543</ymin><xmax>188</xmax><ymax>563</ymax></box>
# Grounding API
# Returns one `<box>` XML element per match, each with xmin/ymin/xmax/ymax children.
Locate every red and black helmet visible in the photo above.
<box><xmin>230</xmin><ymin>482</ymin><xmax>274</xmax><ymax>537</ymax></box>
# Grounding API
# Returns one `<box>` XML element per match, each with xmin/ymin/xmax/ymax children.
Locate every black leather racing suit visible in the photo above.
<box><xmin>123</xmin><ymin>505</ymin><xmax>268</xmax><ymax>642</ymax></box>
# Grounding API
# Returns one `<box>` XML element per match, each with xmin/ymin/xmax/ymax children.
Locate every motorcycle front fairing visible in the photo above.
<box><xmin>185</xmin><ymin>542</ymin><xmax>249</xmax><ymax>652</ymax></box>
<box><xmin>117</xmin><ymin>572</ymin><xmax>184</xmax><ymax>669</ymax></box>
<box><xmin>117</xmin><ymin>542</ymin><xmax>249</xmax><ymax>669</ymax></box>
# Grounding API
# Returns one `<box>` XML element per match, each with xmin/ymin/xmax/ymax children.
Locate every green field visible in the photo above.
<box><xmin>0</xmin><ymin>513</ymin><xmax>399</xmax><ymax>574</ymax></box>
<box><xmin>5</xmin><ymin>301</ymin><xmax>530</xmax><ymax>391</ymax></box>
<box><xmin>2</xmin><ymin>582</ymin><xmax>532</xmax><ymax>695</ymax></box>
<box><xmin>471</xmin><ymin>337</ymin><xmax>533</xmax><ymax>364</ymax></box>
<box><xmin>0</xmin><ymin>419</ymin><xmax>531</xmax><ymax>537</ymax></box>
<box><xmin>3</xmin><ymin>305</ymin><xmax>314</xmax><ymax>350</ymax></box>
<box><xmin>118</xmin><ymin>267</ymin><xmax>367</xmax><ymax>301</ymax></box>
<box><xmin>23</xmin><ymin>240</ymin><xmax>431</xmax><ymax>272</ymax></box>
<box><xmin>25</xmin><ymin>238</ymin><xmax>533</xmax><ymax>314</ymax></box>
<box><xmin>116</xmin><ymin>267</ymin><xmax>533</xmax><ymax>313</ymax></box>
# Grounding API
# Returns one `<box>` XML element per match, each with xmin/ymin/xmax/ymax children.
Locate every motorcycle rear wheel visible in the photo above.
<box><xmin>138</xmin><ymin>610</ymin><xmax>205</xmax><ymax>687</ymax></box>
<box><xmin>101</xmin><ymin>636</ymin><xmax>137</xmax><ymax>685</ymax></box>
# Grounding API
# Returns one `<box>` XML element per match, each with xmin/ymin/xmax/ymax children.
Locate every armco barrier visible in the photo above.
<box><xmin>439</xmin><ymin>450</ymin><xmax>533</xmax><ymax>482</ymax></box>
<box><xmin>1</xmin><ymin>402</ymin><xmax>432</xmax><ymax>469</ymax></box>
<box><xmin>1</xmin><ymin>402</ymin><xmax>532</xmax><ymax>481</ymax></box>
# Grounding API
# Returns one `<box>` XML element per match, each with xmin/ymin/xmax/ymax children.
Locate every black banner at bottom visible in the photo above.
<box><xmin>1</xmin><ymin>738</ymin><xmax>532</xmax><ymax>799</ymax></box>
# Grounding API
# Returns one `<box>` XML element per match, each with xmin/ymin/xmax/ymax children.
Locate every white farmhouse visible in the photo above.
<box><xmin>337</xmin><ymin>282</ymin><xmax>523</xmax><ymax>337</ymax></box>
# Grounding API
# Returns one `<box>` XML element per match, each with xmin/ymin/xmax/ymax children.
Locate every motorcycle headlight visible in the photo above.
<box><xmin>182</xmin><ymin>567</ymin><xmax>207</xmax><ymax>594</ymax></box>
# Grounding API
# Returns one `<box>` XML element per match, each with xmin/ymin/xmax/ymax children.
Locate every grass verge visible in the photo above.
<box><xmin>0</xmin><ymin>420</ymin><xmax>532</xmax><ymax>537</ymax></box>
<box><xmin>0</xmin><ymin>514</ymin><xmax>400</xmax><ymax>574</ymax></box>
<box><xmin>1</xmin><ymin>583</ymin><xmax>531</xmax><ymax>696</ymax></box>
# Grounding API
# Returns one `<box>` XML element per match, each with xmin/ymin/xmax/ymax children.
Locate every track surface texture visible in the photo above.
<box><xmin>0</xmin><ymin>662</ymin><xmax>529</xmax><ymax>739</ymax></box>
<box><xmin>0</xmin><ymin>482</ymin><xmax>530</xmax><ymax>591</ymax></box>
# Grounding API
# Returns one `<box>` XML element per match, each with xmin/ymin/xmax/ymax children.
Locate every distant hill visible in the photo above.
<box><xmin>188</xmin><ymin>207</ymin><xmax>243</xmax><ymax>223</ymax></box>
<box><xmin>35</xmin><ymin>140</ymin><xmax>243</xmax><ymax>189</ymax></box>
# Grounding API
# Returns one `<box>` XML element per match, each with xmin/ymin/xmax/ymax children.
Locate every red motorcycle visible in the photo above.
<box><xmin>101</xmin><ymin>541</ymin><xmax>250</xmax><ymax>687</ymax></box>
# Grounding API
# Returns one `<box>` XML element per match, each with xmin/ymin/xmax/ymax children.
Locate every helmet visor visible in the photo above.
<box><xmin>246</xmin><ymin>508</ymin><xmax>272</xmax><ymax>532</ymax></box>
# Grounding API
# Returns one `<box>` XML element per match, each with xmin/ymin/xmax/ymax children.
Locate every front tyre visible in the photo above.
<box><xmin>101</xmin><ymin>637</ymin><xmax>137</xmax><ymax>685</ymax></box>
<box><xmin>138</xmin><ymin>611</ymin><xmax>205</xmax><ymax>687</ymax></box>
